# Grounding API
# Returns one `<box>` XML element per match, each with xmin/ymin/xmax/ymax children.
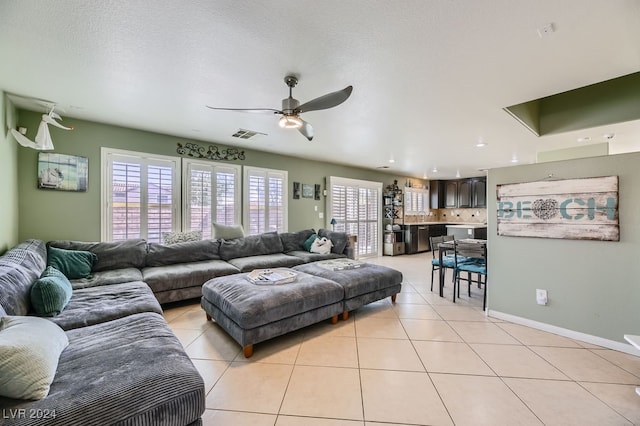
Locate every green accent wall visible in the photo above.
<box><xmin>15</xmin><ymin>110</ymin><xmax>421</xmax><ymax>242</ymax></box>
<box><xmin>487</xmin><ymin>151</ymin><xmax>640</xmax><ymax>343</ymax></box>
<box><xmin>0</xmin><ymin>93</ymin><xmax>19</xmax><ymax>253</ymax></box>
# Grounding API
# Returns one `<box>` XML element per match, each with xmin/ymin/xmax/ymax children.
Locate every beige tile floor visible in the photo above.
<box><xmin>163</xmin><ymin>253</ymin><xmax>640</xmax><ymax>426</ymax></box>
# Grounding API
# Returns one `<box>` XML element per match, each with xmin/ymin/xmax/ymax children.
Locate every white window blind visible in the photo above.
<box><xmin>405</xmin><ymin>188</ymin><xmax>430</xmax><ymax>214</ymax></box>
<box><xmin>328</xmin><ymin>176</ymin><xmax>382</xmax><ymax>257</ymax></box>
<box><xmin>102</xmin><ymin>148</ymin><xmax>180</xmax><ymax>242</ymax></box>
<box><xmin>182</xmin><ymin>159</ymin><xmax>240</xmax><ymax>239</ymax></box>
<box><xmin>243</xmin><ymin>166</ymin><xmax>288</xmax><ymax>235</ymax></box>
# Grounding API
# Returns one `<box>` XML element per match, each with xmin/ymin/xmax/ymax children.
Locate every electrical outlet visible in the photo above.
<box><xmin>536</xmin><ymin>289</ymin><xmax>548</xmax><ymax>305</ymax></box>
<box><xmin>319</xmin><ymin>212</ymin><xmax>324</xmax><ymax>219</ymax></box>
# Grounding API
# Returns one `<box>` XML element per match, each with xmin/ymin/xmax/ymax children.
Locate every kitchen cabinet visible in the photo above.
<box><xmin>472</xmin><ymin>178</ymin><xmax>487</xmax><ymax>208</ymax></box>
<box><xmin>430</xmin><ymin>180</ymin><xmax>444</xmax><ymax>208</ymax></box>
<box><xmin>458</xmin><ymin>180</ymin><xmax>472</xmax><ymax>208</ymax></box>
<box><xmin>444</xmin><ymin>181</ymin><xmax>458</xmax><ymax>208</ymax></box>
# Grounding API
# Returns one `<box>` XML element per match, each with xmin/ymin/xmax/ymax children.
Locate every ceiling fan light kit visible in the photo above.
<box><xmin>206</xmin><ymin>75</ymin><xmax>352</xmax><ymax>141</ymax></box>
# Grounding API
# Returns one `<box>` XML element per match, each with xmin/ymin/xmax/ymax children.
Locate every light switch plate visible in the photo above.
<box><xmin>536</xmin><ymin>289</ymin><xmax>548</xmax><ymax>305</ymax></box>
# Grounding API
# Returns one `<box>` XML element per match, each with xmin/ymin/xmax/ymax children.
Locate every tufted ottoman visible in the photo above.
<box><xmin>201</xmin><ymin>270</ymin><xmax>344</xmax><ymax>357</ymax></box>
<box><xmin>293</xmin><ymin>261</ymin><xmax>403</xmax><ymax>320</ymax></box>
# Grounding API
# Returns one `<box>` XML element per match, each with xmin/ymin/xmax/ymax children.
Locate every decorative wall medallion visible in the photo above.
<box><xmin>177</xmin><ymin>142</ymin><xmax>245</xmax><ymax>161</ymax></box>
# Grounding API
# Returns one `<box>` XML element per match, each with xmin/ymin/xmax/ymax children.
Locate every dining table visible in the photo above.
<box><xmin>437</xmin><ymin>238</ymin><xmax>487</xmax><ymax>298</ymax></box>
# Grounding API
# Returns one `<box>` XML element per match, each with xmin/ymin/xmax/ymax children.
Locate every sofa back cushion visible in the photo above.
<box><xmin>279</xmin><ymin>229</ymin><xmax>315</xmax><ymax>252</ymax></box>
<box><xmin>0</xmin><ymin>240</ymin><xmax>47</xmax><ymax>316</ymax></box>
<box><xmin>318</xmin><ymin>229</ymin><xmax>349</xmax><ymax>254</ymax></box>
<box><xmin>219</xmin><ymin>232</ymin><xmax>284</xmax><ymax>261</ymax></box>
<box><xmin>146</xmin><ymin>239</ymin><xmax>221</xmax><ymax>266</ymax></box>
<box><xmin>47</xmin><ymin>239</ymin><xmax>147</xmax><ymax>272</ymax></box>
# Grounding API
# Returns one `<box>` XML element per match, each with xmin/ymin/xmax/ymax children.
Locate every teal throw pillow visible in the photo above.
<box><xmin>30</xmin><ymin>267</ymin><xmax>73</xmax><ymax>317</ymax></box>
<box><xmin>47</xmin><ymin>246</ymin><xmax>96</xmax><ymax>279</ymax></box>
<box><xmin>303</xmin><ymin>234</ymin><xmax>318</xmax><ymax>252</ymax></box>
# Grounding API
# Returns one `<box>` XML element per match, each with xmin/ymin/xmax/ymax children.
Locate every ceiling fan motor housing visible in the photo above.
<box><xmin>281</xmin><ymin>96</ymin><xmax>300</xmax><ymax>115</ymax></box>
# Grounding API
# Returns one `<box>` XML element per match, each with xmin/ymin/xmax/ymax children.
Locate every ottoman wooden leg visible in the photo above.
<box><xmin>330</xmin><ymin>315</ymin><xmax>338</xmax><ymax>324</ymax></box>
<box><xmin>341</xmin><ymin>311</ymin><xmax>349</xmax><ymax>321</ymax></box>
<box><xmin>243</xmin><ymin>345</ymin><xmax>254</xmax><ymax>358</ymax></box>
<box><xmin>206</xmin><ymin>313</ymin><xmax>211</xmax><ymax>321</ymax></box>
<box><xmin>391</xmin><ymin>294</ymin><xmax>397</xmax><ymax>303</ymax></box>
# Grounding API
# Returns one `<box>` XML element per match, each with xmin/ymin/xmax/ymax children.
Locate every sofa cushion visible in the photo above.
<box><xmin>0</xmin><ymin>313</ymin><xmax>205</xmax><ymax>426</ymax></box>
<box><xmin>286</xmin><ymin>250</ymin><xmax>346</xmax><ymax>263</ymax></box>
<box><xmin>212</xmin><ymin>222</ymin><xmax>245</xmax><ymax>239</ymax></box>
<box><xmin>219</xmin><ymin>232</ymin><xmax>284</xmax><ymax>261</ymax></box>
<box><xmin>0</xmin><ymin>316</ymin><xmax>69</xmax><ymax>400</ymax></box>
<box><xmin>146</xmin><ymin>239</ymin><xmax>221</xmax><ymax>267</ymax></box>
<box><xmin>46</xmin><ymin>246</ymin><xmax>96</xmax><ymax>279</ymax></box>
<box><xmin>69</xmin><ymin>267</ymin><xmax>144</xmax><ymax>289</ymax></box>
<box><xmin>0</xmin><ymin>240</ymin><xmax>47</xmax><ymax>316</ymax></box>
<box><xmin>227</xmin><ymin>253</ymin><xmax>304</xmax><ymax>272</ymax></box>
<box><xmin>47</xmin><ymin>239</ymin><xmax>148</xmax><ymax>272</ymax></box>
<box><xmin>30</xmin><ymin>267</ymin><xmax>73</xmax><ymax>317</ymax></box>
<box><xmin>142</xmin><ymin>260</ymin><xmax>240</xmax><ymax>294</ymax></box>
<box><xmin>162</xmin><ymin>230</ymin><xmax>202</xmax><ymax>245</ymax></box>
<box><xmin>279</xmin><ymin>229</ymin><xmax>315</xmax><ymax>252</ymax></box>
<box><xmin>47</xmin><ymin>281</ymin><xmax>162</xmax><ymax>331</ymax></box>
<box><xmin>318</xmin><ymin>229</ymin><xmax>349</xmax><ymax>254</ymax></box>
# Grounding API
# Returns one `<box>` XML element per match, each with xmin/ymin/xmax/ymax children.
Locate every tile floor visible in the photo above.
<box><xmin>163</xmin><ymin>253</ymin><xmax>640</xmax><ymax>425</ymax></box>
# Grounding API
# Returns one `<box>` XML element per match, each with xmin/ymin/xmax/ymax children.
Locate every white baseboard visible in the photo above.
<box><xmin>488</xmin><ymin>310</ymin><xmax>640</xmax><ymax>357</ymax></box>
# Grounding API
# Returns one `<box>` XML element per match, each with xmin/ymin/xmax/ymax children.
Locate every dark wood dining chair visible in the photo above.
<box><xmin>429</xmin><ymin>235</ymin><xmax>455</xmax><ymax>291</ymax></box>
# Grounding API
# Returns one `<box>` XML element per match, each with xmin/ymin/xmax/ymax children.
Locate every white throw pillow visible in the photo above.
<box><xmin>0</xmin><ymin>316</ymin><xmax>69</xmax><ymax>400</ymax></box>
<box><xmin>310</xmin><ymin>237</ymin><xmax>333</xmax><ymax>255</ymax></box>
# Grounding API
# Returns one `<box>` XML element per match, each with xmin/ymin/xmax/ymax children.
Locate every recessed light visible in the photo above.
<box><xmin>511</xmin><ymin>157</ymin><xmax>519</xmax><ymax>163</ymax></box>
<box><xmin>455</xmin><ymin>170</ymin><xmax>461</xmax><ymax>178</ymax></box>
<box><xmin>388</xmin><ymin>159</ymin><xmax>395</xmax><ymax>163</ymax></box>
<box><xmin>432</xmin><ymin>167</ymin><xmax>438</xmax><ymax>173</ymax></box>
<box><xmin>475</xmin><ymin>141</ymin><xmax>487</xmax><ymax>147</ymax></box>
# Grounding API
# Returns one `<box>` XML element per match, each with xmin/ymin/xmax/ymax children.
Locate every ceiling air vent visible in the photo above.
<box><xmin>231</xmin><ymin>129</ymin><xmax>266</xmax><ymax>139</ymax></box>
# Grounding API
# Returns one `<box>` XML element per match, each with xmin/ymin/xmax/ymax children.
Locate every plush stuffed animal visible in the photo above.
<box><xmin>310</xmin><ymin>236</ymin><xmax>333</xmax><ymax>254</ymax></box>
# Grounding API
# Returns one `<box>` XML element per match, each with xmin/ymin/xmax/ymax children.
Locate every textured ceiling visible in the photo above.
<box><xmin>1</xmin><ymin>0</ymin><xmax>639</xmax><ymax>179</ymax></box>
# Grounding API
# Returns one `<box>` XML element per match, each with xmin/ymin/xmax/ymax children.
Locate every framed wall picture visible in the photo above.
<box><xmin>293</xmin><ymin>181</ymin><xmax>301</xmax><ymax>199</ymax></box>
<box><xmin>37</xmin><ymin>152</ymin><xmax>88</xmax><ymax>192</ymax></box>
<box><xmin>302</xmin><ymin>183</ymin><xmax>314</xmax><ymax>198</ymax></box>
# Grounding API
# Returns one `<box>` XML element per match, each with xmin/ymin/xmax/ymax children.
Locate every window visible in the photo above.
<box><xmin>404</xmin><ymin>187</ymin><xmax>430</xmax><ymax>215</ymax></box>
<box><xmin>102</xmin><ymin>148</ymin><xmax>180</xmax><ymax>242</ymax></box>
<box><xmin>328</xmin><ymin>176</ymin><xmax>382</xmax><ymax>258</ymax></box>
<box><xmin>182</xmin><ymin>159</ymin><xmax>241</xmax><ymax>239</ymax></box>
<box><xmin>243</xmin><ymin>166</ymin><xmax>288</xmax><ymax>235</ymax></box>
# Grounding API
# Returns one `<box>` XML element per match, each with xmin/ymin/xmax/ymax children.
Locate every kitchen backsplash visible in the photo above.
<box><xmin>403</xmin><ymin>208</ymin><xmax>487</xmax><ymax>224</ymax></box>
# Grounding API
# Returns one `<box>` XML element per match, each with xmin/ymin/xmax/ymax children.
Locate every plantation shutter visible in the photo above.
<box><xmin>102</xmin><ymin>149</ymin><xmax>179</xmax><ymax>242</ymax></box>
<box><xmin>328</xmin><ymin>176</ymin><xmax>382</xmax><ymax>257</ymax></box>
<box><xmin>244</xmin><ymin>167</ymin><xmax>288</xmax><ymax>235</ymax></box>
<box><xmin>183</xmin><ymin>159</ymin><xmax>240</xmax><ymax>239</ymax></box>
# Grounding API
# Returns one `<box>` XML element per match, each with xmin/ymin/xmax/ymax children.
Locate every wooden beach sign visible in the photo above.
<box><xmin>496</xmin><ymin>176</ymin><xmax>619</xmax><ymax>241</ymax></box>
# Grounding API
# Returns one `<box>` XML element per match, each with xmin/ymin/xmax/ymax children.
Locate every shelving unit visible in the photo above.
<box><xmin>623</xmin><ymin>335</ymin><xmax>640</xmax><ymax>396</ymax></box>
<box><xmin>383</xmin><ymin>185</ymin><xmax>404</xmax><ymax>256</ymax></box>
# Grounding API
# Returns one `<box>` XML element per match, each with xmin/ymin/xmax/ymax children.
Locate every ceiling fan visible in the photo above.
<box><xmin>206</xmin><ymin>75</ymin><xmax>353</xmax><ymax>141</ymax></box>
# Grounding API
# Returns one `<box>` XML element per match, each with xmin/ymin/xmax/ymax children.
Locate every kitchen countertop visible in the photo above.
<box><xmin>404</xmin><ymin>222</ymin><xmax>486</xmax><ymax>228</ymax></box>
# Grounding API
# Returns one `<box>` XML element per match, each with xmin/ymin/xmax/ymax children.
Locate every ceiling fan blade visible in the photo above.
<box><xmin>298</xmin><ymin>119</ymin><xmax>314</xmax><ymax>141</ymax></box>
<box><xmin>206</xmin><ymin>105</ymin><xmax>282</xmax><ymax>114</ymax></box>
<box><xmin>297</xmin><ymin>85</ymin><xmax>353</xmax><ymax>113</ymax></box>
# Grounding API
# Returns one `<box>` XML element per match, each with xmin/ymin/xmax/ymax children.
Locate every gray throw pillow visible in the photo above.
<box><xmin>212</xmin><ymin>223</ymin><xmax>245</xmax><ymax>240</ymax></box>
<box><xmin>0</xmin><ymin>316</ymin><xmax>69</xmax><ymax>400</ymax></box>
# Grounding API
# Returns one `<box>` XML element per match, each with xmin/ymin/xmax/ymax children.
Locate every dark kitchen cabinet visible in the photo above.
<box><xmin>458</xmin><ymin>180</ymin><xmax>472</xmax><ymax>208</ymax></box>
<box><xmin>430</xmin><ymin>180</ymin><xmax>445</xmax><ymax>208</ymax></box>
<box><xmin>472</xmin><ymin>178</ymin><xmax>487</xmax><ymax>208</ymax></box>
<box><xmin>444</xmin><ymin>181</ymin><xmax>458</xmax><ymax>208</ymax></box>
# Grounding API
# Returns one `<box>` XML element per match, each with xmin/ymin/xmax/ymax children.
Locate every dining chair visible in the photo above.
<box><xmin>453</xmin><ymin>241</ymin><xmax>488</xmax><ymax>310</ymax></box>
<box><xmin>429</xmin><ymin>235</ymin><xmax>456</xmax><ymax>291</ymax></box>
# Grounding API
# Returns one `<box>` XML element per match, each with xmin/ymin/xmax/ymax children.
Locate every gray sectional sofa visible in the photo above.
<box><xmin>0</xmin><ymin>240</ymin><xmax>205</xmax><ymax>426</ymax></box>
<box><xmin>0</xmin><ymin>228</ymin><xmax>359</xmax><ymax>424</ymax></box>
